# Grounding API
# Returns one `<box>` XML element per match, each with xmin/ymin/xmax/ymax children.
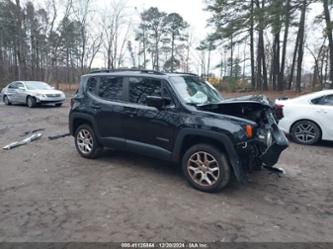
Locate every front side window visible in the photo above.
<box><xmin>16</xmin><ymin>82</ymin><xmax>24</xmax><ymax>89</ymax></box>
<box><xmin>98</xmin><ymin>76</ymin><xmax>123</xmax><ymax>101</ymax></box>
<box><xmin>128</xmin><ymin>77</ymin><xmax>162</xmax><ymax>105</ymax></box>
<box><xmin>171</xmin><ymin>76</ymin><xmax>223</xmax><ymax>105</ymax></box>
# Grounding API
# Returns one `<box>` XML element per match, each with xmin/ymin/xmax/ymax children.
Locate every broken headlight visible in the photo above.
<box><xmin>257</xmin><ymin>128</ymin><xmax>273</xmax><ymax>147</ymax></box>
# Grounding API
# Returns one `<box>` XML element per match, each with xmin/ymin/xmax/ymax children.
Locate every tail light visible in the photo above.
<box><xmin>274</xmin><ymin>104</ymin><xmax>284</xmax><ymax>120</ymax></box>
<box><xmin>70</xmin><ymin>98</ymin><xmax>75</xmax><ymax>108</ymax></box>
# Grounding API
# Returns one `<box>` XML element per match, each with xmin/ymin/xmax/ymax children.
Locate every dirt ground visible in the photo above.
<box><xmin>0</xmin><ymin>94</ymin><xmax>332</xmax><ymax>242</ymax></box>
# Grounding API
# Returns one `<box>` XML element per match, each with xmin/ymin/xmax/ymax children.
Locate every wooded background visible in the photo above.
<box><xmin>1</xmin><ymin>0</ymin><xmax>333</xmax><ymax>92</ymax></box>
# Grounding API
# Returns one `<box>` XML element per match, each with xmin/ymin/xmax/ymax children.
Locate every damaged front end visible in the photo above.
<box><xmin>198</xmin><ymin>95</ymin><xmax>289</xmax><ymax>174</ymax></box>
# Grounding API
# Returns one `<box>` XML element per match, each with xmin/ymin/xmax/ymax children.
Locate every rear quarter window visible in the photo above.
<box><xmin>87</xmin><ymin>77</ymin><xmax>98</xmax><ymax>94</ymax></box>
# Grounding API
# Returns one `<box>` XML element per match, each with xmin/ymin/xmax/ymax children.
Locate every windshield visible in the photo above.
<box><xmin>171</xmin><ymin>76</ymin><xmax>223</xmax><ymax>105</ymax></box>
<box><xmin>25</xmin><ymin>82</ymin><xmax>52</xmax><ymax>90</ymax></box>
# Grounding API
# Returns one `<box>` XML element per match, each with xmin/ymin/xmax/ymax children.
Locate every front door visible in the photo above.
<box><xmin>15</xmin><ymin>82</ymin><xmax>27</xmax><ymax>103</ymax></box>
<box><xmin>123</xmin><ymin>76</ymin><xmax>179</xmax><ymax>159</ymax></box>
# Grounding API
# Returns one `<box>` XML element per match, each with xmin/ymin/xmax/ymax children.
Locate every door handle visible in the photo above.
<box><xmin>91</xmin><ymin>104</ymin><xmax>101</xmax><ymax>109</ymax></box>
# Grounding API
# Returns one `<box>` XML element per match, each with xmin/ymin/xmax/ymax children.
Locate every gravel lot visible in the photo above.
<box><xmin>0</xmin><ymin>97</ymin><xmax>332</xmax><ymax>242</ymax></box>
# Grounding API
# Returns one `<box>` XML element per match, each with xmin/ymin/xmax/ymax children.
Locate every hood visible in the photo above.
<box><xmin>196</xmin><ymin>95</ymin><xmax>275</xmax><ymax>124</ymax></box>
<box><xmin>219</xmin><ymin>95</ymin><xmax>274</xmax><ymax>107</ymax></box>
<box><xmin>29</xmin><ymin>89</ymin><xmax>64</xmax><ymax>95</ymax></box>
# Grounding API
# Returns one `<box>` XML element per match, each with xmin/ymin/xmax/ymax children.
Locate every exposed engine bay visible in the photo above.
<box><xmin>197</xmin><ymin>95</ymin><xmax>288</xmax><ymax>169</ymax></box>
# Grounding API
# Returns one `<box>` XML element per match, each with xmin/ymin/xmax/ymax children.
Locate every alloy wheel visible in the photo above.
<box><xmin>76</xmin><ymin>129</ymin><xmax>94</xmax><ymax>154</ymax></box>
<box><xmin>4</xmin><ymin>96</ymin><xmax>9</xmax><ymax>105</ymax></box>
<box><xmin>294</xmin><ymin>122</ymin><xmax>317</xmax><ymax>144</ymax></box>
<box><xmin>187</xmin><ymin>151</ymin><xmax>220</xmax><ymax>187</ymax></box>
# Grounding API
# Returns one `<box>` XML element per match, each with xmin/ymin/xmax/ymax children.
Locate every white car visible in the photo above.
<box><xmin>275</xmin><ymin>90</ymin><xmax>333</xmax><ymax>145</ymax></box>
<box><xmin>1</xmin><ymin>81</ymin><xmax>66</xmax><ymax>108</ymax></box>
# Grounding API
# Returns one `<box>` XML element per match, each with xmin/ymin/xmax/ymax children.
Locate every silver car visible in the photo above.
<box><xmin>1</xmin><ymin>81</ymin><xmax>66</xmax><ymax>108</ymax></box>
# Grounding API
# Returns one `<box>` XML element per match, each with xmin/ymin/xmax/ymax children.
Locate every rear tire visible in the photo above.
<box><xmin>26</xmin><ymin>96</ymin><xmax>36</xmax><ymax>108</ymax></box>
<box><xmin>74</xmin><ymin>124</ymin><xmax>102</xmax><ymax>159</ymax></box>
<box><xmin>182</xmin><ymin>144</ymin><xmax>231</xmax><ymax>193</ymax></box>
<box><xmin>291</xmin><ymin>120</ymin><xmax>321</xmax><ymax>145</ymax></box>
<box><xmin>55</xmin><ymin>103</ymin><xmax>63</xmax><ymax>107</ymax></box>
<box><xmin>3</xmin><ymin>95</ymin><xmax>11</xmax><ymax>105</ymax></box>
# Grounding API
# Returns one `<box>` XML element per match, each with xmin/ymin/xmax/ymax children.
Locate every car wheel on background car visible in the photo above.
<box><xmin>74</xmin><ymin>124</ymin><xmax>102</xmax><ymax>159</ymax></box>
<box><xmin>182</xmin><ymin>144</ymin><xmax>231</xmax><ymax>193</ymax></box>
<box><xmin>55</xmin><ymin>103</ymin><xmax>62</xmax><ymax>107</ymax></box>
<box><xmin>291</xmin><ymin>120</ymin><xmax>321</xmax><ymax>145</ymax></box>
<box><xmin>26</xmin><ymin>96</ymin><xmax>36</xmax><ymax>108</ymax></box>
<box><xmin>3</xmin><ymin>95</ymin><xmax>11</xmax><ymax>105</ymax></box>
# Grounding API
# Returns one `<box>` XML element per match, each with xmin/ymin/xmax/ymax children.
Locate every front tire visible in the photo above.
<box><xmin>3</xmin><ymin>95</ymin><xmax>11</xmax><ymax>105</ymax></box>
<box><xmin>55</xmin><ymin>103</ymin><xmax>63</xmax><ymax>107</ymax></box>
<box><xmin>74</xmin><ymin>124</ymin><xmax>102</xmax><ymax>159</ymax></box>
<box><xmin>291</xmin><ymin>120</ymin><xmax>321</xmax><ymax>145</ymax></box>
<box><xmin>26</xmin><ymin>96</ymin><xmax>36</xmax><ymax>108</ymax></box>
<box><xmin>182</xmin><ymin>144</ymin><xmax>231</xmax><ymax>193</ymax></box>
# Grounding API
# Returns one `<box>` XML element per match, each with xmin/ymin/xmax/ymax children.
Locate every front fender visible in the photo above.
<box><xmin>172</xmin><ymin>128</ymin><xmax>245</xmax><ymax>182</ymax></box>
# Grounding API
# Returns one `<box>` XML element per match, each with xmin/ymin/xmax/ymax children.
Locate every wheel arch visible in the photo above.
<box><xmin>26</xmin><ymin>95</ymin><xmax>36</xmax><ymax>102</ymax></box>
<box><xmin>69</xmin><ymin>113</ymin><xmax>100</xmax><ymax>138</ymax></box>
<box><xmin>173</xmin><ymin>129</ymin><xmax>245</xmax><ymax>182</ymax></box>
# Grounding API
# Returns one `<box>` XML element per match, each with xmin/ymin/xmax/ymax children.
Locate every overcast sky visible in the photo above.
<box><xmin>94</xmin><ymin>0</ymin><xmax>325</xmax><ymax>73</ymax></box>
<box><xmin>36</xmin><ymin>0</ymin><xmax>327</xmax><ymax>73</ymax></box>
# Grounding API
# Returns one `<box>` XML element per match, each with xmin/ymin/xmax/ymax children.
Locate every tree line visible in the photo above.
<box><xmin>0</xmin><ymin>0</ymin><xmax>191</xmax><ymax>88</ymax></box>
<box><xmin>204</xmin><ymin>0</ymin><xmax>333</xmax><ymax>91</ymax></box>
<box><xmin>1</xmin><ymin>0</ymin><xmax>333</xmax><ymax>92</ymax></box>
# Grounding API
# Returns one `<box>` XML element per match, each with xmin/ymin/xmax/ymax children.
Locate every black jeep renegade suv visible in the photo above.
<box><xmin>69</xmin><ymin>70</ymin><xmax>288</xmax><ymax>192</ymax></box>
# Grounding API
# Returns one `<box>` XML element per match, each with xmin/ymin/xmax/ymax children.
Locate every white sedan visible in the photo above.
<box><xmin>275</xmin><ymin>90</ymin><xmax>333</xmax><ymax>145</ymax></box>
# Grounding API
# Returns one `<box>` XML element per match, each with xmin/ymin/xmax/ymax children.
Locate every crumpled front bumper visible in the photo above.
<box><xmin>259</xmin><ymin>123</ymin><xmax>289</xmax><ymax>167</ymax></box>
<box><xmin>235</xmin><ymin>111</ymin><xmax>289</xmax><ymax>174</ymax></box>
<box><xmin>36</xmin><ymin>97</ymin><xmax>65</xmax><ymax>104</ymax></box>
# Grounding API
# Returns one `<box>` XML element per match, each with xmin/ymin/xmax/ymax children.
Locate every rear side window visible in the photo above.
<box><xmin>312</xmin><ymin>95</ymin><xmax>333</xmax><ymax>106</ymax></box>
<box><xmin>128</xmin><ymin>77</ymin><xmax>161</xmax><ymax>105</ymax></box>
<box><xmin>325</xmin><ymin>95</ymin><xmax>333</xmax><ymax>106</ymax></box>
<box><xmin>8</xmin><ymin>82</ymin><xmax>18</xmax><ymax>89</ymax></box>
<box><xmin>98</xmin><ymin>76</ymin><xmax>123</xmax><ymax>101</ymax></box>
<box><xmin>87</xmin><ymin>76</ymin><xmax>123</xmax><ymax>102</ymax></box>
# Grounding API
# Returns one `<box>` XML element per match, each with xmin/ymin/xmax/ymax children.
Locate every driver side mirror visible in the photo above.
<box><xmin>146</xmin><ymin>96</ymin><xmax>171</xmax><ymax>109</ymax></box>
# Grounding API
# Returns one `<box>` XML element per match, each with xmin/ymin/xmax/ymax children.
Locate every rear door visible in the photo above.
<box><xmin>6</xmin><ymin>82</ymin><xmax>19</xmax><ymax>102</ymax></box>
<box><xmin>86</xmin><ymin>75</ymin><xmax>126</xmax><ymax>147</ymax></box>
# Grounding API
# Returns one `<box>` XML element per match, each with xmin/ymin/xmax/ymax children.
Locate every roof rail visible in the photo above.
<box><xmin>167</xmin><ymin>72</ymin><xmax>199</xmax><ymax>77</ymax></box>
<box><xmin>89</xmin><ymin>69</ymin><xmax>166</xmax><ymax>75</ymax></box>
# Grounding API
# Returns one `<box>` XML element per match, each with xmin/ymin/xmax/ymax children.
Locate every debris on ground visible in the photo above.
<box><xmin>48</xmin><ymin>133</ymin><xmax>70</xmax><ymax>140</ymax></box>
<box><xmin>264</xmin><ymin>166</ymin><xmax>286</xmax><ymax>177</ymax></box>
<box><xmin>20</xmin><ymin>128</ymin><xmax>45</xmax><ymax>137</ymax></box>
<box><xmin>3</xmin><ymin>133</ymin><xmax>43</xmax><ymax>150</ymax></box>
